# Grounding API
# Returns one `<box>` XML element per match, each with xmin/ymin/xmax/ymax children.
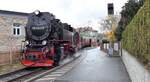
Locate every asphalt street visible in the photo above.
<box><xmin>54</xmin><ymin>48</ymin><xmax>131</xmax><ymax>82</ymax></box>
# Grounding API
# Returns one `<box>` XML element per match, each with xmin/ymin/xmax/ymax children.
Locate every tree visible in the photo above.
<box><xmin>115</xmin><ymin>0</ymin><xmax>144</xmax><ymax>41</ymax></box>
<box><xmin>100</xmin><ymin>15</ymin><xmax>119</xmax><ymax>42</ymax></box>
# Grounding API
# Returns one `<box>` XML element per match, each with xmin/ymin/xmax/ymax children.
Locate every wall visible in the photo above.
<box><xmin>122</xmin><ymin>50</ymin><xmax>150</xmax><ymax>82</ymax></box>
<box><xmin>0</xmin><ymin>14</ymin><xmax>27</xmax><ymax>65</ymax></box>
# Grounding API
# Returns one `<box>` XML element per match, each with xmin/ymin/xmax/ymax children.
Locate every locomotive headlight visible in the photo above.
<box><xmin>25</xmin><ymin>41</ymin><xmax>29</xmax><ymax>45</ymax></box>
<box><xmin>42</xmin><ymin>40</ymin><xmax>47</xmax><ymax>45</ymax></box>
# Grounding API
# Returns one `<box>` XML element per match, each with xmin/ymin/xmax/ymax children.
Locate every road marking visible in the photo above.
<box><xmin>44</xmin><ymin>74</ymin><xmax>62</xmax><ymax>77</ymax></box>
<box><xmin>50</xmin><ymin>72</ymin><xmax>66</xmax><ymax>74</ymax></box>
<box><xmin>36</xmin><ymin>77</ymin><xmax>55</xmax><ymax>81</ymax></box>
<box><xmin>58</xmin><ymin>69</ymin><xmax>70</xmax><ymax>71</ymax></box>
<box><xmin>63</xmin><ymin>66</ymin><xmax>73</xmax><ymax>69</ymax></box>
<box><xmin>55</xmin><ymin>70</ymin><xmax>68</xmax><ymax>73</ymax></box>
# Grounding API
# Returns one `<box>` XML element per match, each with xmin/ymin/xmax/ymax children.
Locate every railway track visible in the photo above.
<box><xmin>0</xmin><ymin>67</ymin><xmax>46</xmax><ymax>82</ymax></box>
<box><xmin>0</xmin><ymin>48</ymin><xmax>87</xmax><ymax>82</ymax></box>
<box><xmin>25</xmin><ymin>50</ymin><xmax>87</xmax><ymax>82</ymax></box>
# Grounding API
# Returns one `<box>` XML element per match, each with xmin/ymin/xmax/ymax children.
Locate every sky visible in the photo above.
<box><xmin>0</xmin><ymin>0</ymin><xmax>128</xmax><ymax>31</ymax></box>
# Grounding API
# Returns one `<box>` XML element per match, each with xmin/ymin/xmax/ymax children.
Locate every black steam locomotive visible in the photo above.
<box><xmin>21</xmin><ymin>11</ymin><xmax>80</xmax><ymax>67</ymax></box>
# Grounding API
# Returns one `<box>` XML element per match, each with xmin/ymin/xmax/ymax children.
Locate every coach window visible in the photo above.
<box><xmin>13</xmin><ymin>23</ymin><xmax>21</xmax><ymax>36</ymax></box>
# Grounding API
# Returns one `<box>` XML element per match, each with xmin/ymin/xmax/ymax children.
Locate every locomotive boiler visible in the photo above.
<box><xmin>21</xmin><ymin>11</ymin><xmax>79</xmax><ymax>67</ymax></box>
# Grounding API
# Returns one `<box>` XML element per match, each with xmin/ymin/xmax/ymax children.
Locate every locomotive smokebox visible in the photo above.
<box><xmin>26</xmin><ymin>11</ymin><xmax>55</xmax><ymax>41</ymax></box>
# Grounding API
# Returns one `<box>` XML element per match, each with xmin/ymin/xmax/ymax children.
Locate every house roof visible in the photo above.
<box><xmin>0</xmin><ymin>10</ymin><xmax>29</xmax><ymax>16</ymax></box>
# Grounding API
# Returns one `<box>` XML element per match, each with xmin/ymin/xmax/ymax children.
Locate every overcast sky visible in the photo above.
<box><xmin>0</xmin><ymin>0</ymin><xmax>128</xmax><ymax>31</ymax></box>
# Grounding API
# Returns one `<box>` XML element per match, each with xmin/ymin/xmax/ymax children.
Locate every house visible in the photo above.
<box><xmin>0</xmin><ymin>10</ymin><xmax>28</xmax><ymax>65</ymax></box>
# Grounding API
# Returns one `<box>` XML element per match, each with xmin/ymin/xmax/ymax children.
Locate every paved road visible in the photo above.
<box><xmin>55</xmin><ymin>48</ymin><xmax>131</xmax><ymax>82</ymax></box>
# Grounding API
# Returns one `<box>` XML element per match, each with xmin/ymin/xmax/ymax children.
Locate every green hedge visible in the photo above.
<box><xmin>122</xmin><ymin>0</ymin><xmax>150</xmax><ymax>68</ymax></box>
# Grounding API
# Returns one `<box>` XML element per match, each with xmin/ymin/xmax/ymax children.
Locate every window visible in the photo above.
<box><xmin>17</xmin><ymin>28</ymin><xmax>20</xmax><ymax>35</ymax></box>
<box><xmin>13</xmin><ymin>23</ymin><xmax>21</xmax><ymax>36</ymax></box>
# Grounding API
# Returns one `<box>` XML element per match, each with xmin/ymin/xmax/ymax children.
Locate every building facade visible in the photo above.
<box><xmin>0</xmin><ymin>10</ymin><xmax>28</xmax><ymax>65</ymax></box>
<box><xmin>76</xmin><ymin>26</ymin><xmax>99</xmax><ymax>46</ymax></box>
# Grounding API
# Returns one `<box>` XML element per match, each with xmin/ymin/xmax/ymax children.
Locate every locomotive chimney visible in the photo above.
<box><xmin>34</xmin><ymin>10</ymin><xmax>41</xmax><ymax>16</ymax></box>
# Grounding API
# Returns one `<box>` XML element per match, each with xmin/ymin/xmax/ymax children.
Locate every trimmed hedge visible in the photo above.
<box><xmin>122</xmin><ymin>0</ymin><xmax>150</xmax><ymax>69</ymax></box>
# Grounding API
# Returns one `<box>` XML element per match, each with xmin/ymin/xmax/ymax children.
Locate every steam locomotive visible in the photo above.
<box><xmin>21</xmin><ymin>11</ymin><xmax>80</xmax><ymax>67</ymax></box>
